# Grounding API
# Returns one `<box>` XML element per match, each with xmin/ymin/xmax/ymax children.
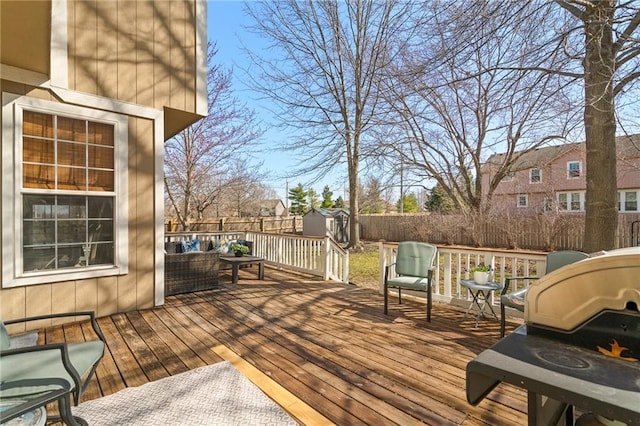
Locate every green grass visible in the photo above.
<box><xmin>348</xmin><ymin>243</ymin><xmax>379</xmax><ymax>290</ymax></box>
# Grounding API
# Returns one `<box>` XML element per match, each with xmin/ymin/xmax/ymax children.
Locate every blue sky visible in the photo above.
<box><xmin>208</xmin><ymin>1</ymin><xmax>349</xmax><ymax>202</ymax></box>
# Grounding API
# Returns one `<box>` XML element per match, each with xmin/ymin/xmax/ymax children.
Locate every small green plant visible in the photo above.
<box><xmin>470</xmin><ymin>264</ymin><xmax>491</xmax><ymax>273</ymax></box>
<box><xmin>230</xmin><ymin>243</ymin><xmax>249</xmax><ymax>254</ymax></box>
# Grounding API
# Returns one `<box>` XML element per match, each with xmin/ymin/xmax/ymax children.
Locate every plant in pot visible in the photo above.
<box><xmin>230</xmin><ymin>243</ymin><xmax>249</xmax><ymax>257</ymax></box>
<box><xmin>470</xmin><ymin>264</ymin><xmax>492</xmax><ymax>285</ymax></box>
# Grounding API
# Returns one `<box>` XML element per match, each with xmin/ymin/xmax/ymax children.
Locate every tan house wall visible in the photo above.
<box><xmin>67</xmin><ymin>0</ymin><xmax>204</xmax><ymax>137</ymax></box>
<box><xmin>0</xmin><ymin>0</ymin><xmax>206</xmax><ymax>325</ymax></box>
<box><xmin>0</xmin><ymin>84</ymin><xmax>157</xmax><ymax>321</ymax></box>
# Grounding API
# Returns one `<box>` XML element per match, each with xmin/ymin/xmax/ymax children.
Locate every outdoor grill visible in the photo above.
<box><xmin>466</xmin><ymin>247</ymin><xmax>640</xmax><ymax>426</ymax></box>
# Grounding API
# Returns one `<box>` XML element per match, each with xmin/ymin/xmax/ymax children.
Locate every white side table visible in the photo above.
<box><xmin>460</xmin><ymin>280</ymin><xmax>502</xmax><ymax>327</ymax></box>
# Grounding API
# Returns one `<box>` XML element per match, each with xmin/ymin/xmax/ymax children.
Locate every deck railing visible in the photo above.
<box><xmin>379</xmin><ymin>241</ymin><xmax>547</xmax><ymax>309</ymax></box>
<box><xmin>165</xmin><ymin>231</ymin><xmax>349</xmax><ymax>284</ymax></box>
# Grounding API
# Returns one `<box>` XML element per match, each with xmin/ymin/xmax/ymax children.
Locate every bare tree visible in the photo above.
<box><xmin>379</xmin><ymin>2</ymin><xmax>577</xmax><ymax>216</ymax></box>
<box><xmin>244</xmin><ymin>0</ymin><xmax>416</xmax><ymax>247</ymax></box>
<box><xmin>552</xmin><ymin>1</ymin><xmax>640</xmax><ymax>251</ymax></box>
<box><xmin>164</xmin><ymin>43</ymin><xmax>262</xmax><ymax>230</ymax></box>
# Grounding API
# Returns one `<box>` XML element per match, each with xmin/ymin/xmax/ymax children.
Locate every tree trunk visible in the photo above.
<box><xmin>583</xmin><ymin>2</ymin><xmax>617</xmax><ymax>252</ymax></box>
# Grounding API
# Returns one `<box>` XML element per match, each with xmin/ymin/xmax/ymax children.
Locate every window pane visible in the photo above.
<box><xmin>57</xmin><ymin>117</ymin><xmax>86</xmax><ymax>142</ymax></box>
<box><xmin>568</xmin><ymin>162</ymin><xmax>580</xmax><ymax>177</ymax></box>
<box><xmin>558</xmin><ymin>193</ymin><xmax>567</xmax><ymax>210</ymax></box>
<box><xmin>88</xmin><ymin>122</ymin><xmax>114</xmax><ymax>146</ymax></box>
<box><xmin>23</xmin><ymin>164</ymin><xmax>55</xmax><ymax>189</ymax></box>
<box><xmin>23</xmin><ymin>111</ymin><xmax>54</xmax><ymax>138</ymax></box>
<box><xmin>88</xmin><ymin>170</ymin><xmax>114</xmax><ymax>192</ymax></box>
<box><xmin>625</xmin><ymin>192</ymin><xmax>637</xmax><ymax>211</ymax></box>
<box><xmin>571</xmin><ymin>193</ymin><xmax>580</xmax><ymax>210</ymax></box>
<box><xmin>90</xmin><ymin>220</ymin><xmax>113</xmax><ymax>242</ymax></box>
<box><xmin>23</xmin><ymin>221</ymin><xmax>55</xmax><ymax>245</ymax></box>
<box><xmin>23</xmin><ymin>246</ymin><xmax>56</xmax><ymax>271</ymax></box>
<box><xmin>58</xmin><ymin>142</ymin><xmax>86</xmax><ymax>166</ymax></box>
<box><xmin>23</xmin><ymin>137</ymin><xmax>54</xmax><ymax>163</ymax></box>
<box><xmin>57</xmin><ymin>167</ymin><xmax>86</xmax><ymax>190</ymax></box>
<box><xmin>88</xmin><ymin>197</ymin><xmax>113</xmax><ymax>218</ymax></box>
<box><xmin>58</xmin><ymin>245</ymin><xmax>85</xmax><ymax>268</ymax></box>
<box><xmin>89</xmin><ymin>242</ymin><xmax>114</xmax><ymax>265</ymax></box>
<box><xmin>24</xmin><ymin>195</ymin><xmax>56</xmax><ymax>219</ymax></box>
<box><xmin>56</xmin><ymin>197</ymin><xmax>86</xmax><ymax>218</ymax></box>
<box><xmin>58</xmin><ymin>220</ymin><xmax>86</xmax><ymax>243</ymax></box>
<box><xmin>88</xmin><ymin>145</ymin><xmax>114</xmax><ymax>169</ymax></box>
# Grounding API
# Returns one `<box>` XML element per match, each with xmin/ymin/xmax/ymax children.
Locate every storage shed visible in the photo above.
<box><xmin>303</xmin><ymin>208</ymin><xmax>350</xmax><ymax>243</ymax></box>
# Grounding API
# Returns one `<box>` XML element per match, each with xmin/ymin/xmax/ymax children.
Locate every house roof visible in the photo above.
<box><xmin>485</xmin><ymin>134</ymin><xmax>640</xmax><ymax>171</ymax></box>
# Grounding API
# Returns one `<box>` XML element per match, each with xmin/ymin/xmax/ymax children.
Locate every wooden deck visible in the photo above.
<box><xmin>48</xmin><ymin>267</ymin><xmax>527</xmax><ymax>425</ymax></box>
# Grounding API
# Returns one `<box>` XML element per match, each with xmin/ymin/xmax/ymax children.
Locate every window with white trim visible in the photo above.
<box><xmin>557</xmin><ymin>191</ymin><xmax>584</xmax><ymax>212</ymax></box>
<box><xmin>529</xmin><ymin>168</ymin><xmax>541</xmax><ymax>183</ymax></box>
<box><xmin>567</xmin><ymin>161</ymin><xmax>581</xmax><ymax>178</ymax></box>
<box><xmin>517</xmin><ymin>194</ymin><xmax>528</xmax><ymax>208</ymax></box>
<box><xmin>618</xmin><ymin>190</ymin><xmax>639</xmax><ymax>212</ymax></box>
<box><xmin>2</xmin><ymin>95</ymin><xmax>128</xmax><ymax>287</ymax></box>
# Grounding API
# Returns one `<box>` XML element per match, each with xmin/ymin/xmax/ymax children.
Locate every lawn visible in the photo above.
<box><xmin>348</xmin><ymin>242</ymin><xmax>379</xmax><ymax>291</ymax></box>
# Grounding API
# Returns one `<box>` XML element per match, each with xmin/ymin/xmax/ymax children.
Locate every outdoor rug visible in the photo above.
<box><xmin>73</xmin><ymin>361</ymin><xmax>298</xmax><ymax>425</ymax></box>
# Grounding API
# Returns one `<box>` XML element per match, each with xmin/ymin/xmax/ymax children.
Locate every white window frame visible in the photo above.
<box><xmin>567</xmin><ymin>161</ymin><xmax>582</xmax><ymax>179</ymax></box>
<box><xmin>557</xmin><ymin>191</ymin><xmax>585</xmax><ymax>212</ymax></box>
<box><xmin>529</xmin><ymin>168</ymin><xmax>541</xmax><ymax>184</ymax></box>
<box><xmin>618</xmin><ymin>190</ymin><xmax>640</xmax><ymax>212</ymax></box>
<box><xmin>517</xmin><ymin>194</ymin><xmax>528</xmax><ymax>208</ymax></box>
<box><xmin>2</xmin><ymin>94</ymin><xmax>128</xmax><ymax>287</ymax></box>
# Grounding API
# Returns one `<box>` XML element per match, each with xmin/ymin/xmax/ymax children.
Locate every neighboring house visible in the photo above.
<box><xmin>240</xmin><ymin>199</ymin><xmax>287</xmax><ymax>217</ymax></box>
<box><xmin>303</xmin><ymin>208</ymin><xmax>350</xmax><ymax>243</ymax></box>
<box><xmin>1</xmin><ymin>0</ymin><xmax>207</xmax><ymax>318</ymax></box>
<box><xmin>481</xmin><ymin>135</ymin><xmax>640</xmax><ymax>214</ymax></box>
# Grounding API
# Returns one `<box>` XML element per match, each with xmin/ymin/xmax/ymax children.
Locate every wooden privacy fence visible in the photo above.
<box><xmin>166</xmin><ymin>216</ymin><xmax>303</xmax><ymax>234</ymax></box>
<box><xmin>361</xmin><ymin>213</ymin><xmax>640</xmax><ymax>251</ymax></box>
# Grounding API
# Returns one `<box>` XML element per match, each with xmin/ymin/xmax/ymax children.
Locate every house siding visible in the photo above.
<box><xmin>68</xmin><ymin>0</ymin><xmax>199</xmax><ymax>114</ymax></box>
<box><xmin>0</xmin><ymin>89</ymin><xmax>156</xmax><ymax>321</ymax></box>
<box><xmin>0</xmin><ymin>0</ymin><xmax>204</xmax><ymax>325</ymax></box>
<box><xmin>485</xmin><ymin>141</ymin><xmax>640</xmax><ymax>213</ymax></box>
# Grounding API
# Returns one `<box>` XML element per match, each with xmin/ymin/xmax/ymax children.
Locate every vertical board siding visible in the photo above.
<box><xmin>96</xmin><ymin>1</ymin><xmax>119</xmax><ymax>99</ymax></box>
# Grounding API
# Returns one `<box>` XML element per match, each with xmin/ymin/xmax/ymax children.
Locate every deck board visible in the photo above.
<box><xmin>44</xmin><ymin>268</ymin><xmax>527</xmax><ymax>425</ymax></box>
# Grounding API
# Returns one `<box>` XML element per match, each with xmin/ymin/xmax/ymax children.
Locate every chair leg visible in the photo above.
<box><xmin>57</xmin><ymin>394</ymin><xmax>87</xmax><ymax>426</ymax></box>
<box><xmin>398</xmin><ymin>288</ymin><xmax>402</xmax><ymax>304</ymax></box>
<box><xmin>384</xmin><ymin>280</ymin><xmax>388</xmax><ymax>315</ymax></box>
<box><xmin>427</xmin><ymin>284</ymin><xmax>432</xmax><ymax>323</ymax></box>
<box><xmin>500</xmin><ymin>303</ymin><xmax>506</xmax><ymax>337</ymax></box>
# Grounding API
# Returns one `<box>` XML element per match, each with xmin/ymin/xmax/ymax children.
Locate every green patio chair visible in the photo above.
<box><xmin>0</xmin><ymin>311</ymin><xmax>105</xmax><ymax>425</ymax></box>
<box><xmin>384</xmin><ymin>241</ymin><xmax>438</xmax><ymax>322</ymax></box>
<box><xmin>500</xmin><ymin>250</ymin><xmax>589</xmax><ymax>337</ymax></box>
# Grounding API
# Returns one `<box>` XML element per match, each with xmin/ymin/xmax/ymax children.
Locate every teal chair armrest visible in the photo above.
<box><xmin>501</xmin><ymin>276</ymin><xmax>539</xmax><ymax>296</ymax></box>
<box><xmin>4</xmin><ymin>311</ymin><xmax>104</xmax><ymax>343</ymax></box>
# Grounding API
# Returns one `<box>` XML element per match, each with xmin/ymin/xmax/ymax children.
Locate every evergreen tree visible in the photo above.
<box><xmin>396</xmin><ymin>193</ymin><xmax>419</xmax><ymax>213</ymax></box>
<box><xmin>425</xmin><ymin>184</ymin><xmax>458</xmax><ymax>214</ymax></box>
<box><xmin>288</xmin><ymin>183</ymin><xmax>308</xmax><ymax>215</ymax></box>
<box><xmin>308</xmin><ymin>188</ymin><xmax>320</xmax><ymax>211</ymax></box>
<box><xmin>321</xmin><ymin>185</ymin><xmax>334</xmax><ymax>208</ymax></box>
<box><xmin>334</xmin><ymin>196</ymin><xmax>345</xmax><ymax>208</ymax></box>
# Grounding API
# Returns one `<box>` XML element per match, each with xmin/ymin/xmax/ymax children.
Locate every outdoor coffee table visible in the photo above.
<box><xmin>219</xmin><ymin>255</ymin><xmax>265</xmax><ymax>284</ymax></box>
<box><xmin>460</xmin><ymin>280</ymin><xmax>502</xmax><ymax>327</ymax></box>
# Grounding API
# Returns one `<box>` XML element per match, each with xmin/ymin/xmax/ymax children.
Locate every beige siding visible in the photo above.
<box><xmin>69</xmin><ymin>0</ymin><xmax>199</xmax><ymax>114</ymax></box>
<box><xmin>0</xmin><ymin>88</ymin><xmax>157</xmax><ymax>323</ymax></box>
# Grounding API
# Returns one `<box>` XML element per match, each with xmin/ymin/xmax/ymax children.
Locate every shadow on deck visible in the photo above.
<box><xmin>50</xmin><ymin>267</ymin><xmax>527</xmax><ymax>425</ymax></box>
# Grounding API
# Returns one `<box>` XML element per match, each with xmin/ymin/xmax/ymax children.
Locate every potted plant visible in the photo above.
<box><xmin>470</xmin><ymin>264</ymin><xmax>492</xmax><ymax>285</ymax></box>
<box><xmin>230</xmin><ymin>243</ymin><xmax>249</xmax><ymax>257</ymax></box>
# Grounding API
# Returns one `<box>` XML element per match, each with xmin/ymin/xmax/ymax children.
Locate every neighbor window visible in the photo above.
<box><xmin>567</xmin><ymin>161</ymin><xmax>581</xmax><ymax>178</ymax></box>
<box><xmin>529</xmin><ymin>168</ymin><xmax>541</xmax><ymax>183</ymax></box>
<box><xmin>557</xmin><ymin>191</ymin><xmax>584</xmax><ymax>212</ymax></box>
<box><xmin>2</xmin><ymin>95</ymin><xmax>128</xmax><ymax>286</ymax></box>
<box><xmin>619</xmin><ymin>191</ymin><xmax>639</xmax><ymax>212</ymax></box>
<box><xmin>517</xmin><ymin>195</ymin><xmax>528</xmax><ymax>208</ymax></box>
